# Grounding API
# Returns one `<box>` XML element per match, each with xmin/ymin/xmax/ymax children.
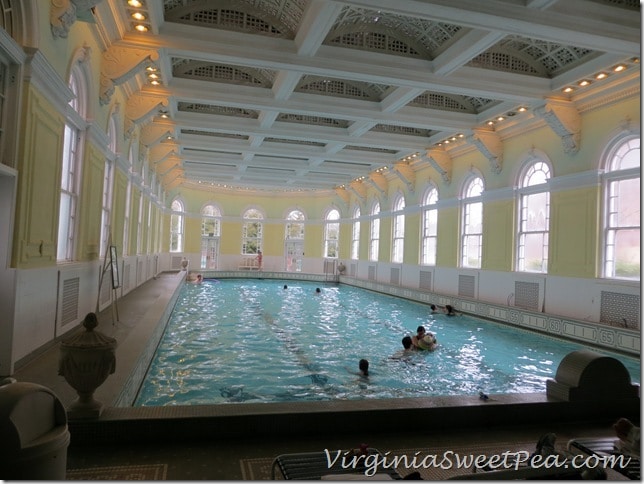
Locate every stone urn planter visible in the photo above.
<box><xmin>337</xmin><ymin>262</ymin><xmax>346</xmax><ymax>275</ymax></box>
<box><xmin>58</xmin><ymin>313</ymin><xmax>117</xmax><ymax>419</ymax></box>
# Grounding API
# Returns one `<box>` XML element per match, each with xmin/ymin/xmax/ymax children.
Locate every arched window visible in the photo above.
<box><xmin>391</xmin><ymin>194</ymin><xmax>405</xmax><ymax>263</ymax></box>
<box><xmin>285</xmin><ymin>209</ymin><xmax>305</xmax><ymax>240</ymax></box>
<box><xmin>351</xmin><ymin>206</ymin><xmax>360</xmax><ymax>260</ymax></box>
<box><xmin>201</xmin><ymin>204</ymin><xmax>221</xmax><ymax>237</ymax></box>
<box><xmin>242</xmin><ymin>208</ymin><xmax>263</xmax><ymax>255</ymax></box>
<box><xmin>201</xmin><ymin>204</ymin><xmax>221</xmax><ymax>269</ymax></box>
<box><xmin>324</xmin><ymin>208</ymin><xmax>340</xmax><ymax>258</ymax></box>
<box><xmin>461</xmin><ymin>175</ymin><xmax>484</xmax><ymax>268</ymax></box>
<box><xmin>57</xmin><ymin>63</ymin><xmax>87</xmax><ymax>261</ymax></box>
<box><xmin>285</xmin><ymin>209</ymin><xmax>305</xmax><ymax>272</ymax></box>
<box><xmin>421</xmin><ymin>186</ymin><xmax>438</xmax><ymax>265</ymax></box>
<box><xmin>369</xmin><ymin>201</ymin><xmax>380</xmax><ymax>262</ymax></box>
<box><xmin>99</xmin><ymin>115</ymin><xmax>117</xmax><ymax>258</ymax></box>
<box><xmin>123</xmin><ymin>144</ymin><xmax>134</xmax><ymax>256</ymax></box>
<box><xmin>603</xmin><ymin>136</ymin><xmax>640</xmax><ymax>279</ymax></box>
<box><xmin>517</xmin><ymin>159</ymin><xmax>551</xmax><ymax>273</ymax></box>
<box><xmin>137</xmin><ymin>193</ymin><xmax>145</xmax><ymax>254</ymax></box>
<box><xmin>170</xmin><ymin>199</ymin><xmax>184</xmax><ymax>252</ymax></box>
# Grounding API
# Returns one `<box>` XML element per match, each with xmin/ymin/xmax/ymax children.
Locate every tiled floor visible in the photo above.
<box><xmin>9</xmin><ymin>272</ymin><xmax>636</xmax><ymax>480</ymax></box>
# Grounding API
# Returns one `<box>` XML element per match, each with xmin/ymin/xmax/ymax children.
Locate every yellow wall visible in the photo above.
<box><xmin>13</xmin><ymin>87</ymin><xmax>64</xmax><ymax>267</ymax></box>
<box><xmin>549</xmin><ymin>186</ymin><xmax>599</xmax><ymax>278</ymax></box>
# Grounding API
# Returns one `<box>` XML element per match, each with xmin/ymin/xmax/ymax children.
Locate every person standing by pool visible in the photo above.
<box><xmin>256</xmin><ymin>250</ymin><xmax>263</xmax><ymax>270</ymax></box>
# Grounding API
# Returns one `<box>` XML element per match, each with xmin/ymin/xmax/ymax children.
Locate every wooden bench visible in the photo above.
<box><xmin>238</xmin><ymin>257</ymin><xmax>259</xmax><ymax>270</ymax></box>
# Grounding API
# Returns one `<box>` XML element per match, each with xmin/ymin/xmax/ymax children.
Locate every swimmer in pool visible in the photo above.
<box><xmin>390</xmin><ymin>336</ymin><xmax>417</xmax><ymax>359</ymax></box>
<box><xmin>412</xmin><ymin>325</ymin><xmax>438</xmax><ymax>351</ymax></box>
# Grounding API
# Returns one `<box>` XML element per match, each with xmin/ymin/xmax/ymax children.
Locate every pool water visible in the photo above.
<box><xmin>134</xmin><ymin>279</ymin><xmax>640</xmax><ymax>406</ymax></box>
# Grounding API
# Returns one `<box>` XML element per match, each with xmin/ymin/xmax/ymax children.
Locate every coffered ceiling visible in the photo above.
<box><xmin>93</xmin><ymin>0</ymin><xmax>640</xmax><ymax>195</ymax></box>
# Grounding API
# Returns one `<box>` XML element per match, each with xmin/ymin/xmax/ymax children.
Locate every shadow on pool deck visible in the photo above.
<box><xmin>10</xmin><ymin>271</ymin><xmax>640</xmax><ymax>479</ymax></box>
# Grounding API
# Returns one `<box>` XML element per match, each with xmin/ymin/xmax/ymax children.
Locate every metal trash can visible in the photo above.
<box><xmin>0</xmin><ymin>379</ymin><xmax>71</xmax><ymax>479</ymax></box>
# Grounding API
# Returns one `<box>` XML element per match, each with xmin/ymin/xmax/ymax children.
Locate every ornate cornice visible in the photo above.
<box><xmin>23</xmin><ymin>48</ymin><xmax>73</xmax><ymax>113</ymax></box>
<box><xmin>100</xmin><ymin>46</ymin><xmax>159</xmax><ymax>105</ymax></box>
<box><xmin>51</xmin><ymin>0</ymin><xmax>103</xmax><ymax>39</ymax></box>
<box><xmin>468</xmin><ymin>129</ymin><xmax>503</xmax><ymax>174</ymax></box>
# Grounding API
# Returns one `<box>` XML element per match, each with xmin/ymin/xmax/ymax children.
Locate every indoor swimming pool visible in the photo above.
<box><xmin>134</xmin><ymin>279</ymin><xmax>640</xmax><ymax>406</ymax></box>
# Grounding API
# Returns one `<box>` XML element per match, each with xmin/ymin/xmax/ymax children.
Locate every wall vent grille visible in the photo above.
<box><xmin>171</xmin><ymin>255</ymin><xmax>183</xmax><ymax>270</ymax></box>
<box><xmin>514</xmin><ymin>281</ymin><xmax>540</xmax><ymax>311</ymax></box>
<box><xmin>123</xmin><ymin>263</ymin><xmax>130</xmax><ymax>292</ymax></box>
<box><xmin>458</xmin><ymin>275</ymin><xmax>476</xmax><ymax>298</ymax></box>
<box><xmin>368</xmin><ymin>265</ymin><xmax>376</xmax><ymax>281</ymax></box>
<box><xmin>61</xmin><ymin>277</ymin><xmax>80</xmax><ymax>326</ymax></box>
<box><xmin>419</xmin><ymin>270</ymin><xmax>432</xmax><ymax>291</ymax></box>
<box><xmin>390</xmin><ymin>267</ymin><xmax>400</xmax><ymax>285</ymax></box>
<box><xmin>600</xmin><ymin>291</ymin><xmax>640</xmax><ymax>330</ymax></box>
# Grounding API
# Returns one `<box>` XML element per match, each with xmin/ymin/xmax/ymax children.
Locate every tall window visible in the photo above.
<box><xmin>391</xmin><ymin>194</ymin><xmax>405</xmax><ymax>263</ymax></box>
<box><xmin>517</xmin><ymin>160</ymin><xmax>551</xmax><ymax>272</ymax></box>
<box><xmin>461</xmin><ymin>175</ymin><xmax>484</xmax><ymax>268</ymax></box>
<box><xmin>324</xmin><ymin>208</ymin><xmax>340</xmax><ymax>258</ymax></box>
<box><xmin>123</xmin><ymin>145</ymin><xmax>134</xmax><ymax>256</ymax></box>
<box><xmin>169</xmin><ymin>199</ymin><xmax>184</xmax><ymax>252</ymax></box>
<box><xmin>421</xmin><ymin>186</ymin><xmax>438</xmax><ymax>265</ymax></box>
<box><xmin>285</xmin><ymin>209</ymin><xmax>305</xmax><ymax>240</ymax></box>
<box><xmin>351</xmin><ymin>206</ymin><xmax>360</xmax><ymax>260</ymax></box>
<box><xmin>137</xmin><ymin>195</ymin><xmax>144</xmax><ymax>254</ymax></box>
<box><xmin>99</xmin><ymin>116</ymin><xmax>116</xmax><ymax>258</ymax></box>
<box><xmin>369</xmin><ymin>201</ymin><xmax>380</xmax><ymax>262</ymax></box>
<box><xmin>603</xmin><ymin>136</ymin><xmax>640</xmax><ymax>279</ymax></box>
<box><xmin>201</xmin><ymin>204</ymin><xmax>221</xmax><ymax>238</ymax></box>
<box><xmin>57</xmin><ymin>65</ymin><xmax>86</xmax><ymax>261</ymax></box>
<box><xmin>201</xmin><ymin>204</ymin><xmax>221</xmax><ymax>269</ymax></box>
<box><xmin>242</xmin><ymin>208</ymin><xmax>263</xmax><ymax>254</ymax></box>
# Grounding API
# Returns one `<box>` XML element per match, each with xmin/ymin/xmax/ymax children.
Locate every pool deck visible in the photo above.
<box><xmin>10</xmin><ymin>271</ymin><xmax>641</xmax><ymax>479</ymax></box>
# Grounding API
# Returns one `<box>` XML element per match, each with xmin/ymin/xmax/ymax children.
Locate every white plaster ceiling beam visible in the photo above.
<box><xmin>295</xmin><ymin>0</ymin><xmax>343</xmax><ymax>56</ymax></box>
<box><xmin>124</xmin><ymin>30</ymin><xmax>550</xmax><ymax>102</ymax></box>
<box><xmin>343</xmin><ymin>0</ymin><xmax>639</xmax><ymax>55</ymax></box>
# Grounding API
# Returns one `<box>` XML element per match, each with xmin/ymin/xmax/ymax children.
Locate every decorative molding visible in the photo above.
<box><xmin>424</xmin><ymin>148</ymin><xmax>452</xmax><ymax>184</ymax></box>
<box><xmin>124</xmin><ymin>93</ymin><xmax>168</xmax><ymax>138</ymax></box>
<box><xmin>334</xmin><ymin>186</ymin><xmax>350</xmax><ymax>204</ymax></box>
<box><xmin>468</xmin><ymin>128</ymin><xmax>503</xmax><ymax>174</ymax></box>
<box><xmin>533</xmin><ymin>100</ymin><xmax>581</xmax><ymax>154</ymax></box>
<box><xmin>100</xmin><ymin>46</ymin><xmax>159</xmax><ymax>105</ymax></box>
<box><xmin>149</xmin><ymin>144</ymin><xmax>177</xmax><ymax>164</ymax></box>
<box><xmin>392</xmin><ymin>162</ymin><xmax>415</xmax><ymax>193</ymax></box>
<box><xmin>548</xmin><ymin>169</ymin><xmax>601</xmax><ymax>193</ymax></box>
<box><xmin>50</xmin><ymin>0</ymin><xmax>103</xmax><ymax>39</ymax></box>
<box><xmin>23</xmin><ymin>48</ymin><xmax>73</xmax><ymax>113</ymax></box>
<box><xmin>347</xmin><ymin>180</ymin><xmax>367</xmax><ymax>202</ymax></box>
<box><xmin>140</xmin><ymin>124</ymin><xmax>173</xmax><ymax>147</ymax></box>
<box><xmin>365</xmin><ymin>172</ymin><xmax>388</xmax><ymax>198</ymax></box>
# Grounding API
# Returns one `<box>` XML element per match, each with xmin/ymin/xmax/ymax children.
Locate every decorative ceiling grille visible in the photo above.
<box><xmin>276</xmin><ymin>113</ymin><xmax>350</xmax><ymax>128</ymax></box>
<box><xmin>178</xmin><ymin>102</ymin><xmax>260</xmax><ymax>118</ymax></box>
<box><xmin>371</xmin><ymin>124</ymin><xmax>433</xmax><ymax>137</ymax></box>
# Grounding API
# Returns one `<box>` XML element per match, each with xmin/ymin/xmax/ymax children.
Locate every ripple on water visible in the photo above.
<box><xmin>134</xmin><ymin>280</ymin><xmax>640</xmax><ymax>406</ymax></box>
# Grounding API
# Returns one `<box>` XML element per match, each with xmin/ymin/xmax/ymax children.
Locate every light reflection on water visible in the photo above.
<box><xmin>135</xmin><ymin>279</ymin><xmax>640</xmax><ymax>406</ymax></box>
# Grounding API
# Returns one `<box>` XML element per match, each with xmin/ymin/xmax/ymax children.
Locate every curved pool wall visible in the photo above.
<box><xmin>114</xmin><ymin>270</ymin><xmax>640</xmax><ymax>408</ymax></box>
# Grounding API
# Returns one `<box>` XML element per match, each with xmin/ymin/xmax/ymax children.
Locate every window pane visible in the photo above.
<box><xmin>613</xmin><ymin>229</ymin><xmax>640</xmax><ymax>278</ymax></box>
<box><xmin>524</xmin><ymin>192</ymin><xmax>549</xmax><ymax>231</ymax></box>
<box><xmin>613</xmin><ymin>178</ymin><xmax>640</xmax><ymax>227</ymax></box>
